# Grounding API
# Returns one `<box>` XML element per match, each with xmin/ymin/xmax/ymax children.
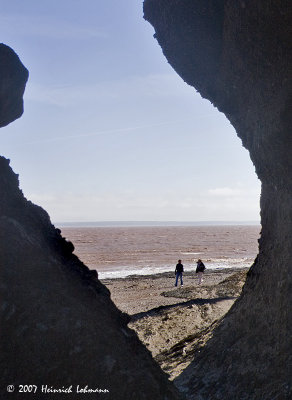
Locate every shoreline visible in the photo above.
<box><xmin>99</xmin><ymin>264</ymin><xmax>251</xmax><ymax>281</ymax></box>
<box><xmin>101</xmin><ymin>265</ymin><xmax>249</xmax><ymax>281</ymax></box>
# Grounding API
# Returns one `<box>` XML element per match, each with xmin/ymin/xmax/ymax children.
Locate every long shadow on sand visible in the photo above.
<box><xmin>130</xmin><ymin>296</ymin><xmax>237</xmax><ymax>322</ymax></box>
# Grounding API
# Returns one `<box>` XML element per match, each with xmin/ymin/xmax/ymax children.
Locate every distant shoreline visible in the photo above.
<box><xmin>55</xmin><ymin>220</ymin><xmax>261</xmax><ymax>228</ymax></box>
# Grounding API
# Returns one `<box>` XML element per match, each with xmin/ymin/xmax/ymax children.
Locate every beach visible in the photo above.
<box><xmin>59</xmin><ymin>224</ymin><xmax>257</xmax><ymax>378</ymax></box>
<box><xmin>101</xmin><ymin>267</ymin><xmax>248</xmax><ymax>379</ymax></box>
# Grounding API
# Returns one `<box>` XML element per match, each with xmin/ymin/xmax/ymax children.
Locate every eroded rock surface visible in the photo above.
<box><xmin>128</xmin><ymin>270</ymin><xmax>248</xmax><ymax>380</ymax></box>
<box><xmin>0</xmin><ymin>44</ymin><xmax>28</xmax><ymax>127</ymax></box>
<box><xmin>144</xmin><ymin>1</ymin><xmax>292</xmax><ymax>399</ymax></box>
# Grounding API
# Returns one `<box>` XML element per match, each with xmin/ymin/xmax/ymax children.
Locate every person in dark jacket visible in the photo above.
<box><xmin>196</xmin><ymin>259</ymin><xmax>206</xmax><ymax>284</ymax></box>
<box><xmin>175</xmin><ymin>259</ymin><xmax>184</xmax><ymax>287</ymax></box>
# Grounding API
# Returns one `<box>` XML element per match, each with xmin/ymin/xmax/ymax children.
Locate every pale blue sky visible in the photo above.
<box><xmin>0</xmin><ymin>0</ymin><xmax>260</xmax><ymax>223</ymax></box>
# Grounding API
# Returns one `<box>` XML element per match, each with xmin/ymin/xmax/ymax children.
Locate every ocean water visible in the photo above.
<box><xmin>59</xmin><ymin>224</ymin><xmax>261</xmax><ymax>279</ymax></box>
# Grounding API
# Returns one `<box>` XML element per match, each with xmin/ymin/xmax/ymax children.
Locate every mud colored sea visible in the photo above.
<box><xmin>59</xmin><ymin>224</ymin><xmax>260</xmax><ymax>279</ymax></box>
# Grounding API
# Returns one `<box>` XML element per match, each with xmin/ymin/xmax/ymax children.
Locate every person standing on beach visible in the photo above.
<box><xmin>196</xmin><ymin>259</ymin><xmax>206</xmax><ymax>284</ymax></box>
<box><xmin>175</xmin><ymin>259</ymin><xmax>184</xmax><ymax>287</ymax></box>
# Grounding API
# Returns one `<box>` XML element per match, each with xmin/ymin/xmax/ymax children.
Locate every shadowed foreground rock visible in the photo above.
<box><xmin>144</xmin><ymin>1</ymin><xmax>291</xmax><ymax>399</ymax></box>
<box><xmin>0</xmin><ymin>44</ymin><xmax>28</xmax><ymax>127</ymax></box>
<box><xmin>0</xmin><ymin>46</ymin><xmax>183</xmax><ymax>399</ymax></box>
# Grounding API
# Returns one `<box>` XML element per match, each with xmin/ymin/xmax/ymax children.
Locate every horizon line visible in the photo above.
<box><xmin>55</xmin><ymin>220</ymin><xmax>261</xmax><ymax>227</ymax></box>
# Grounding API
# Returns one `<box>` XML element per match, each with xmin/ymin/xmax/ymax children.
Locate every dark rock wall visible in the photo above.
<box><xmin>0</xmin><ymin>47</ymin><xmax>184</xmax><ymax>399</ymax></box>
<box><xmin>144</xmin><ymin>1</ymin><xmax>292</xmax><ymax>399</ymax></box>
<box><xmin>0</xmin><ymin>44</ymin><xmax>28</xmax><ymax>127</ymax></box>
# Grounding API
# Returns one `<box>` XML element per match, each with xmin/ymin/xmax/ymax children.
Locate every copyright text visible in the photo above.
<box><xmin>7</xmin><ymin>384</ymin><xmax>109</xmax><ymax>395</ymax></box>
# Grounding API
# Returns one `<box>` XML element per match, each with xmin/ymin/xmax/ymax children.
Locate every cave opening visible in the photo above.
<box><xmin>2</xmin><ymin>1</ymin><xmax>290</xmax><ymax>399</ymax></box>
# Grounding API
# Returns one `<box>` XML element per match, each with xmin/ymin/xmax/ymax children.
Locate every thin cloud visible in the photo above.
<box><xmin>25</xmin><ymin>73</ymin><xmax>204</xmax><ymax>107</ymax></box>
<box><xmin>30</xmin><ymin>190</ymin><xmax>260</xmax><ymax>223</ymax></box>
<box><xmin>0</xmin><ymin>14</ymin><xmax>107</xmax><ymax>40</ymax></box>
<box><xmin>208</xmin><ymin>187</ymin><xmax>244</xmax><ymax>197</ymax></box>
<box><xmin>27</xmin><ymin>120</ymin><xmax>190</xmax><ymax>144</ymax></box>
<box><xmin>208</xmin><ymin>186</ymin><xmax>260</xmax><ymax>197</ymax></box>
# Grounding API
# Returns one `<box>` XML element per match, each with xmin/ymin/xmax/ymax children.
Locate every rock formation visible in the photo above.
<box><xmin>0</xmin><ymin>44</ymin><xmax>28</xmax><ymax>127</ymax></box>
<box><xmin>144</xmin><ymin>1</ymin><xmax>292</xmax><ymax>399</ymax></box>
<box><xmin>0</xmin><ymin>46</ymin><xmax>183</xmax><ymax>399</ymax></box>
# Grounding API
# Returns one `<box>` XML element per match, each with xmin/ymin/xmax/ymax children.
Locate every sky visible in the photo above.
<box><xmin>0</xmin><ymin>0</ymin><xmax>261</xmax><ymax>223</ymax></box>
